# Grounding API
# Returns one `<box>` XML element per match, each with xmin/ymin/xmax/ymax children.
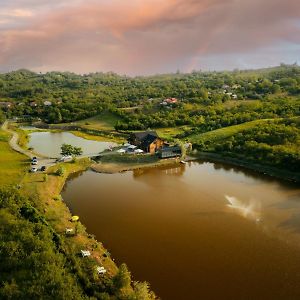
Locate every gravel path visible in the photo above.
<box><xmin>2</xmin><ymin>121</ymin><xmax>57</xmax><ymax>170</ymax></box>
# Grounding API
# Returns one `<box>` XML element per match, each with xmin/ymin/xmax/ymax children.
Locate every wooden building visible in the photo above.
<box><xmin>158</xmin><ymin>146</ymin><xmax>182</xmax><ymax>159</ymax></box>
<box><xmin>128</xmin><ymin>131</ymin><xmax>164</xmax><ymax>154</ymax></box>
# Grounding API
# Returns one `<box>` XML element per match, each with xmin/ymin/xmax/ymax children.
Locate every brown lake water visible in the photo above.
<box><xmin>62</xmin><ymin>161</ymin><xmax>300</xmax><ymax>300</ymax></box>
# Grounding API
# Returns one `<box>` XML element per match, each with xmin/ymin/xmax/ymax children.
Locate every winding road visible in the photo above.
<box><xmin>2</xmin><ymin>121</ymin><xmax>57</xmax><ymax>170</ymax></box>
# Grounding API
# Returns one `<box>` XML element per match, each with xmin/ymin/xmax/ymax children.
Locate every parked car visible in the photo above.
<box><xmin>40</xmin><ymin>166</ymin><xmax>46</xmax><ymax>171</ymax></box>
<box><xmin>32</xmin><ymin>156</ymin><xmax>37</xmax><ymax>160</ymax></box>
<box><xmin>31</xmin><ymin>161</ymin><xmax>38</xmax><ymax>165</ymax></box>
<box><xmin>30</xmin><ymin>167</ymin><xmax>38</xmax><ymax>172</ymax></box>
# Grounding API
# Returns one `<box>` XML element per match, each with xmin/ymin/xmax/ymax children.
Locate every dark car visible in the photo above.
<box><xmin>40</xmin><ymin>166</ymin><xmax>46</xmax><ymax>171</ymax></box>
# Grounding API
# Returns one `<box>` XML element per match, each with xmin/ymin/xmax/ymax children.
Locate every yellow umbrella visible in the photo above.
<box><xmin>71</xmin><ymin>215</ymin><xmax>79</xmax><ymax>222</ymax></box>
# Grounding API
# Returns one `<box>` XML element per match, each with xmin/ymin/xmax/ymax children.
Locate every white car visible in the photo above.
<box><xmin>31</xmin><ymin>161</ymin><xmax>38</xmax><ymax>165</ymax></box>
<box><xmin>30</xmin><ymin>167</ymin><xmax>38</xmax><ymax>172</ymax></box>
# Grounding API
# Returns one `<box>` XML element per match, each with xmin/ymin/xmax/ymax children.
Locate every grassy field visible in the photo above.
<box><xmin>156</xmin><ymin>126</ymin><xmax>190</xmax><ymax>140</ymax></box>
<box><xmin>188</xmin><ymin>119</ymin><xmax>273</xmax><ymax>145</ymax></box>
<box><xmin>0</xmin><ymin>129</ymin><xmax>28</xmax><ymax>187</ymax></box>
<box><xmin>73</xmin><ymin>111</ymin><xmax>121</xmax><ymax>131</ymax></box>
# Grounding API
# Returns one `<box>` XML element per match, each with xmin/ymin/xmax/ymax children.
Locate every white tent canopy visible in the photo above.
<box><xmin>134</xmin><ymin>149</ymin><xmax>144</xmax><ymax>154</ymax></box>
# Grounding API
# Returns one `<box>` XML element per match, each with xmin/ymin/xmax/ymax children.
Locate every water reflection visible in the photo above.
<box><xmin>133</xmin><ymin>164</ymin><xmax>186</xmax><ymax>178</ymax></box>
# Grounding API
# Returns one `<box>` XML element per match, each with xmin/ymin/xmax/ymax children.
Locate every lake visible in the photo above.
<box><xmin>27</xmin><ymin>131</ymin><xmax>115</xmax><ymax>157</ymax></box>
<box><xmin>62</xmin><ymin>161</ymin><xmax>300</xmax><ymax>299</ymax></box>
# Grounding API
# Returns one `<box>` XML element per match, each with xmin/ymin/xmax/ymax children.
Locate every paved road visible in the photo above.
<box><xmin>2</xmin><ymin>121</ymin><xmax>57</xmax><ymax>171</ymax></box>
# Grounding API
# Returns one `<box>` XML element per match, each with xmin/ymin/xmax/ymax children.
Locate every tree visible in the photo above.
<box><xmin>112</xmin><ymin>263</ymin><xmax>131</xmax><ymax>290</ymax></box>
<box><xmin>60</xmin><ymin>144</ymin><xmax>83</xmax><ymax>157</ymax></box>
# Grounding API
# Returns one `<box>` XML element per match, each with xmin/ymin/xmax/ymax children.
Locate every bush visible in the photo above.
<box><xmin>55</xmin><ymin>166</ymin><xmax>65</xmax><ymax>177</ymax></box>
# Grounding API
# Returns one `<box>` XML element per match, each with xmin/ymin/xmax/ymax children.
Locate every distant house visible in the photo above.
<box><xmin>30</xmin><ymin>101</ymin><xmax>38</xmax><ymax>107</ymax></box>
<box><xmin>0</xmin><ymin>102</ymin><xmax>12</xmax><ymax>109</ymax></box>
<box><xmin>43</xmin><ymin>101</ymin><xmax>52</xmax><ymax>106</ymax></box>
<box><xmin>160</xmin><ymin>97</ymin><xmax>178</xmax><ymax>106</ymax></box>
<box><xmin>158</xmin><ymin>145</ymin><xmax>182</xmax><ymax>159</ymax></box>
<box><xmin>128</xmin><ymin>131</ymin><xmax>164</xmax><ymax>154</ymax></box>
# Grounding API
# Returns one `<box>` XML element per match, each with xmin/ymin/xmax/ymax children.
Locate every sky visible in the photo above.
<box><xmin>0</xmin><ymin>0</ymin><xmax>299</xmax><ymax>75</ymax></box>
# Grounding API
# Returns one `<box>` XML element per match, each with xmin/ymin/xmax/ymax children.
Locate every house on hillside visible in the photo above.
<box><xmin>43</xmin><ymin>101</ymin><xmax>52</xmax><ymax>106</ymax></box>
<box><xmin>160</xmin><ymin>98</ymin><xmax>178</xmax><ymax>106</ymax></box>
<box><xmin>0</xmin><ymin>102</ymin><xmax>12</xmax><ymax>109</ymax></box>
<box><xmin>128</xmin><ymin>131</ymin><xmax>164</xmax><ymax>154</ymax></box>
<box><xmin>30</xmin><ymin>101</ymin><xmax>38</xmax><ymax>107</ymax></box>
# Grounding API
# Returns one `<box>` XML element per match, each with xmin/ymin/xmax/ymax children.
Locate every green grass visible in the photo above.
<box><xmin>76</xmin><ymin>112</ymin><xmax>121</xmax><ymax>131</ymax></box>
<box><xmin>188</xmin><ymin>119</ymin><xmax>273</xmax><ymax>145</ymax></box>
<box><xmin>156</xmin><ymin>126</ymin><xmax>190</xmax><ymax>140</ymax></box>
<box><xmin>0</xmin><ymin>129</ymin><xmax>28</xmax><ymax>187</ymax></box>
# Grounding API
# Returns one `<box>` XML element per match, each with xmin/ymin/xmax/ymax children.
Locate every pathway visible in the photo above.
<box><xmin>1</xmin><ymin>121</ymin><xmax>57</xmax><ymax>170</ymax></box>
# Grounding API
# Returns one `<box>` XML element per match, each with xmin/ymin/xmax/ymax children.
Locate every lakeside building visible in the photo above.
<box><xmin>128</xmin><ymin>131</ymin><xmax>164</xmax><ymax>154</ymax></box>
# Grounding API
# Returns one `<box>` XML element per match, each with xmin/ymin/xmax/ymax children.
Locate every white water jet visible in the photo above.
<box><xmin>225</xmin><ymin>195</ymin><xmax>261</xmax><ymax>222</ymax></box>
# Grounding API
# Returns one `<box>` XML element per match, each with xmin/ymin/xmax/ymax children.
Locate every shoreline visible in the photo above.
<box><xmin>91</xmin><ymin>155</ymin><xmax>196</xmax><ymax>174</ymax></box>
<box><xmin>196</xmin><ymin>151</ymin><xmax>300</xmax><ymax>183</ymax></box>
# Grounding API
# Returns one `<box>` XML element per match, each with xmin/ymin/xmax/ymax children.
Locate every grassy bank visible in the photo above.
<box><xmin>0</xmin><ymin>129</ymin><xmax>28</xmax><ymax>187</ymax></box>
<box><xmin>21</xmin><ymin>158</ymin><xmax>119</xmax><ymax>277</ymax></box>
<box><xmin>70</xmin><ymin>130</ymin><xmax>125</xmax><ymax>144</ymax></box>
<box><xmin>92</xmin><ymin>153</ymin><xmax>187</xmax><ymax>173</ymax></box>
<box><xmin>196</xmin><ymin>151</ymin><xmax>300</xmax><ymax>183</ymax></box>
<box><xmin>0</xmin><ymin>125</ymin><xmax>156</xmax><ymax>298</ymax></box>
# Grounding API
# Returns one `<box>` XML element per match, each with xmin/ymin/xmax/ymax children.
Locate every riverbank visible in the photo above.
<box><xmin>20</xmin><ymin>158</ymin><xmax>120</xmax><ymax>276</ymax></box>
<box><xmin>1</xmin><ymin>122</ymin><xmax>156</xmax><ymax>298</ymax></box>
<box><xmin>196</xmin><ymin>151</ymin><xmax>300</xmax><ymax>183</ymax></box>
<box><xmin>91</xmin><ymin>153</ymin><xmax>195</xmax><ymax>173</ymax></box>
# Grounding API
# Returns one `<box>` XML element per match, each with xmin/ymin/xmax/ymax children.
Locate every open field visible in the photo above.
<box><xmin>70</xmin><ymin>112</ymin><xmax>121</xmax><ymax>131</ymax></box>
<box><xmin>0</xmin><ymin>129</ymin><xmax>28</xmax><ymax>187</ymax></box>
<box><xmin>156</xmin><ymin>126</ymin><xmax>190</xmax><ymax>140</ymax></box>
<box><xmin>188</xmin><ymin>119</ymin><xmax>273</xmax><ymax>145</ymax></box>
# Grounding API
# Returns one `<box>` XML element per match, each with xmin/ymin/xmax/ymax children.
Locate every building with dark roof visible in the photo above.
<box><xmin>128</xmin><ymin>131</ymin><xmax>164</xmax><ymax>154</ymax></box>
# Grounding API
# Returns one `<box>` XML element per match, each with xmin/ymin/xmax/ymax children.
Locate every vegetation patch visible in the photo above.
<box><xmin>0</xmin><ymin>129</ymin><xmax>28</xmax><ymax>187</ymax></box>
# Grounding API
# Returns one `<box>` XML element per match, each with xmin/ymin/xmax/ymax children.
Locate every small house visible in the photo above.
<box><xmin>30</xmin><ymin>101</ymin><xmax>38</xmax><ymax>107</ymax></box>
<box><xmin>43</xmin><ymin>101</ymin><xmax>52</xmax><ymax>106</ymax></box>
<box><xmin>128</xmin><ymin>131</ymin><xmax>164</xmax><ymax>154</ymax></box>
<box><xmin>158</xmin><ymin>145</ymin><xmax>182</xmax><ymax>159</ymax></box>
<box><xmin>0</xmin><ymin>102</ymin><xmax>12</xmax><ymax>109</ymax></box>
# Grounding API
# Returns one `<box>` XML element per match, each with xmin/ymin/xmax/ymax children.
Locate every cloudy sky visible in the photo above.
<box><xmin>0</xmin><ymin>0</ymin><xmax>299</xmax><ymax>75</ymax></box>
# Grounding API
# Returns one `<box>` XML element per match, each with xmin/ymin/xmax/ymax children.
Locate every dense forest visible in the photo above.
<box><xmin>0</xmin><ymin>64</ymin><xmax>299</xmax><ymax>125</ymax></box>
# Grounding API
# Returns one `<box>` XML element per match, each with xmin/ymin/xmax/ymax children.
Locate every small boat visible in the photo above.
<box><xmin>71</xmin><ymin>215</ymin><xmax>79</xmax><ymax>222</ymax></box>
<box><xmin>180</xmin><ymin>160</ymin><xmax>186</xmax><ymax>164</ymax></box>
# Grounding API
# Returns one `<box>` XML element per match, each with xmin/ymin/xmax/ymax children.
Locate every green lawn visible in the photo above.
<box><xmin>156</xmin><ymin>126</ymin><xmax>190</xmax><ymax>140</ymax></box>
<box><xmin>0</xmin><ymin>129</ymin><xmax>28</xmax><ymax>187</ymax></box>
<box><xmin>188</xmin><ymin>119</ymin><xmax>273</xmax><ymax>145</ymax></box>
<box><xmin>75</xmin><ymin>112</ymin><xmax>121</xmax><ymax>131</ymax></box>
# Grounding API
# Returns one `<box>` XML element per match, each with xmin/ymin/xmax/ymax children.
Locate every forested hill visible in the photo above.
<box><xmin>0</xmin><ymin>64</ymin><xmax>299</xmax><ymax>124</ymax></box>
<box><xmin>0</xmin><ymin>64</ymin><xmax>299</xmax><ymax>177</ymax></box>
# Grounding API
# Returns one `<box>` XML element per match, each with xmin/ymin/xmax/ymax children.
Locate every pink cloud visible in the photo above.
<box><xmin>0</xmin><ymin>0</ymin><xmax>299</xmax><ymax>74</ymax></box>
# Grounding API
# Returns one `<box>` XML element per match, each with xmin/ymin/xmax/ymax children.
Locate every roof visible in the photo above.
<box><xmin>161</xmin><ymin>145</ymin><xmax>181</xmax><ymax>152</ymax></box>
<box><xmin>132</xmin><ymin>131</ymin><xmax>158</xmax><ymax>141</ymax></box>
<box><xmin>141</xmin><ymin>134</ymin><xmax>158</xmax><ymax>148</ymax></box>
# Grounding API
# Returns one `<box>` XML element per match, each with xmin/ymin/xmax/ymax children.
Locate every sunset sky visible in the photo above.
<box><xmin>0</xmin><ymin>0</ymin><xmax>299</xmax><ymax>75</ymax></box>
